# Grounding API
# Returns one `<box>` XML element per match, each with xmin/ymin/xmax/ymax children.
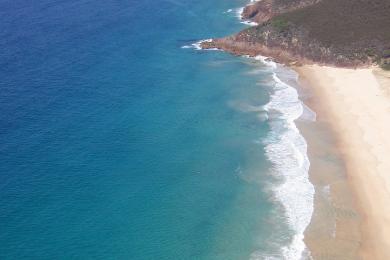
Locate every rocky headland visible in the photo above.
<box><xmin>202</xmin><ymin>0</ymin><xmax>390</xmax><ymax>68</ymax></box>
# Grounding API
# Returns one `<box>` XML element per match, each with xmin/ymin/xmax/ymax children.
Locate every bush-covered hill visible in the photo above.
<box><xmin>203</xmin><ymin>0</ymin><xmax>390</xmax><ymax>68</ymax></box>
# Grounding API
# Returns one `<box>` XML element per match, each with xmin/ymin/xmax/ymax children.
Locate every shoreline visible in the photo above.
<box><xmin>231</xmin><ymin>4</ymin><xmax>343</xmax><ymax>258</ymax></box>
<box><xmin>201</xmin><ymin>1</ymin><xmax>390</xmax><ymax>258</ymax></box>
<box><xmin>295</xmin><ymin>65</ymin><xmax>390</xmax><ymax>259</ymax></box>
<box><xmin>294</xmin><ymin>72</ymin><xmax>361</xmax><ymax>260</ymax></box>
<box><xmin>263</xmin><ymin>63</ymin><xmax>314</xmax><ymax>259</ymax></box>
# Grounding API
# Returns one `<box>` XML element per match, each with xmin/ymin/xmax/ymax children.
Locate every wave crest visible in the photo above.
<box><xmin>254</xmin><ymin>58</ymin><xmax>315</xmax><ymax>260</ymax></box>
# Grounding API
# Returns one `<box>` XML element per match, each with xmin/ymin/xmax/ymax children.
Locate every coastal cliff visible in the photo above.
<box><xmin>203</xmin><ymin>0</ymin><xmax>390</xmax><ymax>68</ymax></box>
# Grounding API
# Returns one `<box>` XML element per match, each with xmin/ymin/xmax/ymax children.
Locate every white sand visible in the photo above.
<box><xmin>295</xmin><ymin>65</ymin><xmax>390</xmax><ymax>259</ymax></box>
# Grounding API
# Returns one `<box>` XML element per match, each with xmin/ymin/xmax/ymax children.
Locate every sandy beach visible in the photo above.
<box><xmin>295</xmin><ymin>65</ymin><xmax>390</xmax><ymax>259</ymax></box>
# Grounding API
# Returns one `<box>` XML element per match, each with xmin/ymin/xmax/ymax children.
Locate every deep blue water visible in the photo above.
<box><xmin>0</xmin><ymin>0</ymin><xmax>308</xmax><ymax>259</ymax></box>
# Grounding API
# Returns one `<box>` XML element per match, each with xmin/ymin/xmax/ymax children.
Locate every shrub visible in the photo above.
<box><xmin>383</xmin><ymin>50</ymin><xmax>390</xmax><ymax>58</ymax></box>
<box><xmin>271</xmin><ymin>18</ymin><xmax>289</xmax><ymax>31</ymax></box>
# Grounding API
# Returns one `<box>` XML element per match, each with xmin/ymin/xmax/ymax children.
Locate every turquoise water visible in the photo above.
<box><xmin>0</xmin><ymin>0</ymin><xmax>313</xmax><ymax>259</ymax></box>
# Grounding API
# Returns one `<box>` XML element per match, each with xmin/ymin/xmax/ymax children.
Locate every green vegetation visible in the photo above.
<box><xmin>282</xmin><ymin>0</ymin><xmax>390</xmax><ymax>46</ymax></box>
<box><xmin>365</xmin><ymin>48</ymin><xmax>376</xmax><ymax>57</ymax></box>
<box><xmin>380</xmin><ymin>51</ymin><xmax>390</xmax><ymax>70</ymax></box>
<box><xmin>271</xmin><ymin>18</ymin><xmax>289</xmax><ymax>32</ymax></box>
<box><xmin>236</xmin><ymin>0</ymin><xmax>390</xmax><ymax>66</ymax></box>
<box><xmin>381</xmin><ymin>59</ymin><xmax>390</xmax><ymax>70</ymax></box>
<box><xmin>381</xmin><ymin>64</ymin><xmax>390</xmax><ymax>71</ymax></box>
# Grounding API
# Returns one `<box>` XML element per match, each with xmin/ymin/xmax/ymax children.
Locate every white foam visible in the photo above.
<box><xmin>254</xmin><ymin>55</ymin><xmax>277</xmax><ymax>69</ymax></box>
<box><xmin>235</xmin><ymin>7</ymin><xmax>244</xmax><ymax>19</ymax></box>
<box><xmin>235</xmin><ymin>6</ymin><xmax>259</xmax><ymax>26</ymax></box>
<box><xmin>250</xmin><ymin>58</ymin><xmax>315</xmax><ymax>259</ymax></box>
<box><xmin>240</xmin><ymin>20</ymin><xmax>259</xmax><ymax>26</ymax></box>
<box><xmin>181</xmin><ymin>39</ymin><xmax>218</xmax><ymax>51</ymax></box>
<box><xmin>267</xmin><ymin>77</ymin><xmax>314</xmax><ymax>260</ymax></box>
<box><xmin>233</xmin><ymin>0</ymin><xmax>262</xmax><ymax>26</ymax></box>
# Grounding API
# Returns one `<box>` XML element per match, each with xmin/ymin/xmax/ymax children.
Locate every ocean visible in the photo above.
<box><xmin>0</xmin><ymin>0</ymin><xmax>314</xmax><ymax>259</ymax></box>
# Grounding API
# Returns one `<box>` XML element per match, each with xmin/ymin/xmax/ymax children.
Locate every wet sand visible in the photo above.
<box><xmin>297</xmin><ymin>108</ymin><xmax>361</xmax><ymax>260</ymax></box>
<box><xmin>296</xmin><ymin>65</ymin><xmax>390</xmax><ymax>259</ymax></box>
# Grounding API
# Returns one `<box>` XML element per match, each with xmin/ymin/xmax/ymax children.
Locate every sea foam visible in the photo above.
<box><xmin>251</xmin><ymin>57</ymin><xmax>315</xmax><ymax>260</ymax></box>
<box><xmin>232</xmin><ymin>1</ymin><xmax>260</xmax><ymax>26</ymax></box>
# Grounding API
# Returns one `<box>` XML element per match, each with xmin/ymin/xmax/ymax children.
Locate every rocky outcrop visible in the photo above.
<box><xmin>201</xmin><ymin>23</ymin><xmax>375</xmax><ymax>67</ymax></box>
<box><xmin>202</xmin><ymin>37</ymin><xmax>306</xmax><ymax>65</ymax></box>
